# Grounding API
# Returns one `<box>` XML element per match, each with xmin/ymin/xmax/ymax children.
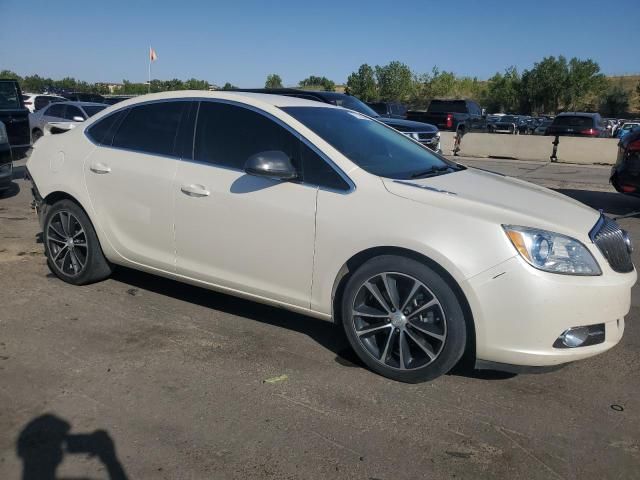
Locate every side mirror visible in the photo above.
<box><xmin>244</xmin><ymin>150</ymin><xmax>298</xmax><ymax>181</ymax></box>
<box><xmin>72</xmin><ymin>116</ymin><xmax>85</xmax><ymax>122</ymax></box>
<box><xmin>481</xmin><ymin>108</ymin><xmax>487</xmax><ymax>117</ymax></box>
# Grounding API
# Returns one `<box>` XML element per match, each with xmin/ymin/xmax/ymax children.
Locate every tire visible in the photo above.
<box><xmin>32</xmin><ymin>129</ymin><xmax>43</xmax><ymax>143</ymax></box>
<box><xmin>43</xmin><ymin>199</ymin><xmax>112</xmax><ymax>285</ymax></box>
<box><xmin>341</xmin><ymin>255</ymin><xmax>467</xmax><ymax>383</ymax></box>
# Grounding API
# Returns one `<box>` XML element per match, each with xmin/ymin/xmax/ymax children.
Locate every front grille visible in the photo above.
<box><xmin>590</xmin><ymin>216</ymin><xmax>634</xmax><ymax>273</ymax></box>
<box><xmin>417</xmin><ymin>132</ymin><xmax>436</xmax><ymax>141</ymax></box>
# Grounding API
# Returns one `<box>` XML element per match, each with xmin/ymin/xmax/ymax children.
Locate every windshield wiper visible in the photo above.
<box><xmin>410</xmin><ymin>165</ymin><xmax>454</xmax><ymax>179</ymax></box>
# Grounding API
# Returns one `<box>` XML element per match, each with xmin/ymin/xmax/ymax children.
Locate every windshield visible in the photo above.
<box><xmin>0</xmin><ymin>82</ymin><xmax>22</xmax><ymax>109</ymax></box>
<box><xmin>282</xmin><ymin>106</ymin><xmax>460</xmax><ymax>180</ymax></box>
<box><xmin>501</xmin><ymin>116</ymin><xmax>517</xmax><ymax>123</ymax></box>
<box><xmin>320</xmin><ymin>93</ymin><xmax>380</xmax><ymax>117</ymax></box>
<box><xmin>81</xmin><ymin>105</ymin><xmax>107</xmax><ymax>117</ymax></box>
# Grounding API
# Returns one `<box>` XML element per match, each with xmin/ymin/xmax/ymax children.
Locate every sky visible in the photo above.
<box><xmin>1</xmin><ymin>0</ymin><xmax>639</xmax><ymax>87</ymax></box>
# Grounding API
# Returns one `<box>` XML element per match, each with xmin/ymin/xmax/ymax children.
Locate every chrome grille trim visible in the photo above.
<box><xmin>589</xmin><ymin>215</ymin><xmax>634</xmax><ymax>273</ymax></box>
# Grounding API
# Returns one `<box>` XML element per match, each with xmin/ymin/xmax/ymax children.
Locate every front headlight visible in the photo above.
<box><xmin>503</xmin><ymin>225</ymin><xmax>601</xmax><ymax>276</ymax></box>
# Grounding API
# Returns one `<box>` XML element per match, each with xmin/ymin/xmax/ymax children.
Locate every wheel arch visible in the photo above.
<box><xmin>330</xmin><ymin>246</ymin><xmax>476</xmax><ymax>362</ymax></box>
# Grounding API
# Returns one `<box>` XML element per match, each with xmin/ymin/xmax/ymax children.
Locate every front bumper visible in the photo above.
<box><xmin>464</xmin><ymin>256</ymin><xmax>635</xmax><ymax>367</ymax></box>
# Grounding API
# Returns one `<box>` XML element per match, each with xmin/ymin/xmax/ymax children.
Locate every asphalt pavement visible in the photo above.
<box><xmin>1</xmin><ymin>157</ymin><xmax>639</xmax><ymax>479</ymax></box>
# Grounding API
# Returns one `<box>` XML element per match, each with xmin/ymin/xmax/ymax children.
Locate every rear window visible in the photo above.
<box><xmin>553</xmin><ymin>116</ymin><xmax>594</xmax><ymax>127</ymax></box>
<box><xmin>0</xmin><ymin>82</ymin><xmax>22</xmax><ymax>109</ymax></box>
<box><xmin>428</xmin><ymin>100</ymin><xmax>467</xmax><ymax>114</ymax></box>
<box><xmin>112</xmin><ymin>101</ymin><xmax>187</xmax><ymax>156</ymax></box>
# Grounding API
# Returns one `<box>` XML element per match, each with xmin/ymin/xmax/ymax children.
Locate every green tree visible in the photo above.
<box><xmin>563</xmin><ymin>58</ymin><xmax>607</xmax><ymax>111</ymax></box>
<box><xmin>375</xmin><ymin>61</ymin><xmax>413</xmax><ymax>101</ymax></box>
<box><xmin>299</xmin><ymin>75</ymin><xmax>335</xmax><ymax>91</ymax></box>
<box><xmin>521</xmin><ymin>56</ymin><xmax>568</xmax><ymax>113</ymax></box>
<box><xmin>346</xmin><ymin>64</ymin><xmax>377</xmax><ymax>101</ymax></box>
<box><xmin>184</xmin><ymin>78</ymin><xmax>210</xmax><ymax>90</ymax></box>
<box><xmin>0</xmin><ymin>70</ymin><xmax>21</xmax><ymax>80</ymax></box>
<box><xmin>221</xmin><ymin>82</ymin><xmax>237</xmax><ymax>90</ymax></box>
<box><xmin>265</xmin><ymin>74</ymin><xmax>283</xmax><ymax>89</ymax></box>
<box><xmin>600</xmin><ymin>86</ymin><xmax>629</xmax><ymax>116</ymax></box>
<box><xmin>483</xmin><ymin>67</ymin><xmax>521</xmax><ymax>113</ymax></box>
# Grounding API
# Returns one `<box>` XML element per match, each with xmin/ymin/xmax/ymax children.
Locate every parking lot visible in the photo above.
<box><xmin>1</xmin><ymin>156</ymin><xmax>639</xmax><ymax>479</ymax></box>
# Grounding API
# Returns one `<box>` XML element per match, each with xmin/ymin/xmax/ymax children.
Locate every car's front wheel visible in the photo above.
<box><xmin>341</xmin><ymin>255</ymin><xmax>467</xmax><ymax>383</ymax></box>
<box><xmin>43</xmin><ymin>199</ymin><xmax>112</xmax><ymax>285</ymax></box>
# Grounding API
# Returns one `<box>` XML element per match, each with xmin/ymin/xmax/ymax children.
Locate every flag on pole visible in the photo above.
<box><xmin>149</xmin><ymin>47</ymin><xmax>158</xmax><ymax>62</ymax></box>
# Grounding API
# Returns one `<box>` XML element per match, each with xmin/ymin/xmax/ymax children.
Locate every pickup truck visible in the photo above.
<box><xmin>407</xmin><ymin>99</ymin><xmax>487</xmax><ymax>134</ymax></box>
<box><xmin>0</xmin><ymin>79</ymin><xmax>31</xmax><ymax>157</ymax></box>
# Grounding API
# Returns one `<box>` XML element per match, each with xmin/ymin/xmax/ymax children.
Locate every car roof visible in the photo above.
<box><xmin>556</xmin><ymin>112</ymin><xmax>599</xmax><ymax>117</ymax></box>
<box><xmin>109</xmin><ymin>90</ymin><xmax>338</xmax><ymax>110</ymax></box>
<box><xmin>60</xmin><ymin>101</ymin><xmax>107</xmax><ymax>107</ymax></box>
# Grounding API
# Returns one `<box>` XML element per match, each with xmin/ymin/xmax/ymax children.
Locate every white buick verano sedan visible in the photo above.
<box><xmin>26</xmin><ymin>91</ymin><xmax>636</xmax><ymax>382</ymax></box>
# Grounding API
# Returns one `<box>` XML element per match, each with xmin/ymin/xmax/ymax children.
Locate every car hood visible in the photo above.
<box><xmin>380</xmin><ymin>117</ymin><xmax>438</xmax><ymax>133</ymax></box>
<box><xmin>382</xmin><ymin>167</ymin><xmax>600</xmax><ymax>240</ymax></box>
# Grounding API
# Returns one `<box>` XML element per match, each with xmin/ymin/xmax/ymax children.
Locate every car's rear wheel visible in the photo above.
<box><xmin>32</xmin><ymin>129</ymin><xmax>43</xmax><ymax>143</ymax></box>
<box><xmin>341</xmin><ymin>255</ymin><xmax>467</xmax><ymax>383</ymax></box>
<box><xmin>43</xmin><ymin>199</ymin><xmax>112</xmax><ymax>285</ymax></box>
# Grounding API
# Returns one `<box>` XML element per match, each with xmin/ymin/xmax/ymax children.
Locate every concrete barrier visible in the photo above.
<box><xmin>553</xmin><ymin>137</ymin><xmax>618</xmax><ymax>165</ymax></box>
<box><xmin>457</xmin><ymin>133</ymin><xmax>554</xmax><ymax>162</ymax></box>
<box><xmin>440</xmin><ymin>131</ymin><xmax>456</xmax><ymax>155</ymax></box>
<box><xmin>455</xmin><ymin>132</ymin><xmax>619</xmax><ymax>165</ymax></box>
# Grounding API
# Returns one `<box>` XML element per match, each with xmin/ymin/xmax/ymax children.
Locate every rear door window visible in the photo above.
<box><xmin>45</xmin><ymin>104</ymin><xmax>66</xmax><ymax>118</ymax></box>
<box><xmin>64</xmin><ymin>105</ymin><xmax>84</xmax><ymax>121</ymax></box>
<box><xmin>86</xmin><ymin>109</ymin><xmax>128</xmax><ymax>146</ymax></box>
<box><xmin>112</xmin><ymin>101</ymin><xmax>188</xmax><ymax>156</ymax></box>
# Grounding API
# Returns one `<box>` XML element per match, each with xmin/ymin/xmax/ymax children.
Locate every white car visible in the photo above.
<box><xmin>29</xmin><ymin>101</ymin><xmax>106</xmax><ymax>143</ymax></box>
<box><xmin>26</xmin><ymin>91</ymin><xmax>636</xmax><ymax>382</ymax></box>
<box><xmin>22</xmin><ymin>93</ymin><xmax>67</xmax><ymax>113</ymax></box>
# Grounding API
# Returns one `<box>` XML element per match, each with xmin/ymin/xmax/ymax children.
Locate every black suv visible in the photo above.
<box><xmin>0</xmin><ymin>79</ymin><xmax>31</xmax><ymax>158</ymax></box>
<box><xmin>545</xmin><ymin>112</ymin><xmax>607</xmax><ymax>138</ymax></box>
<box><xmin>234</xmin><ymin>89</ymin><xmax>441</xmax><ymax>152</ymax></box>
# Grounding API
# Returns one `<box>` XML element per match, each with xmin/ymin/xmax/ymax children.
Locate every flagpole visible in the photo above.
<box><xmin>148</xmin><ymin>45</ymin><xmax>151</xmax><ymax>93</ymax></box>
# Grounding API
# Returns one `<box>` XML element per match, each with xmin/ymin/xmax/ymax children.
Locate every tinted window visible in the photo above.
<box><xmin>553</xmin><ymin>116</ymin><xmax>594</xmax><ymax>127</ymax></box>
<box><xmin>112</xmin><ymin>101</ymin><xmax>187</xmax><ymax>156</ymax></box>
<box><xmin>300</xmin><ymin>142</ymin><xmax>349</xmax><ymax>191</ymax></box>
<box><xmin>82</xmin><ymin>105</ymin><xmax>106</xmax><ymax>118</ymax></box>
<box><xmin>86</xmin><ymin>109</ymin><xmax>128</xmax><ymax>145</ymax></box>
<box><xmin>0</xmin><ymin>82</ymin><xmax>21</xmax><ymax>109</ymax></box>
<box><xmin>34</xmin><ymin>96</ymin><xmax>50</xmax><ymax>110</ymax></box>
<box><xmin>64</xmin><ymin>105</ymin><xmax>84</xmax><ymax>120</ymax></box>
<box><xmin>428</xmin><ymin>100</ymin><xmax>467</xmax><ymax>114</ymax></box>
<box><xmin>367</xmin><ymin>103</ymin><xmax>388</xmax><ymax>115</ymax></box>
<box><xmin>46</xmin><ymin>104</ymin><xmax>66</xmax><ymax>118</ymax></box>
<box><xmin>283</xmin><ymin>107</ymin><xmax>460</xmax><ymax>180</ymax></box>
<box><xmin>194</xmin><ymin>102</ymin><xmax>297</xmax><ymax>170</ymax></box>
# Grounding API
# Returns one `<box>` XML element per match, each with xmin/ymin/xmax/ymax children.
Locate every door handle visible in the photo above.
<box><xmin>180</xmin><ymin>184</ymin><xmax>210</xmax><ymax>197</ymax></box>
<box><xmin>89</xmin><ymin>163</ymin><xmax>111</xmax><ymax>174</ymax></box>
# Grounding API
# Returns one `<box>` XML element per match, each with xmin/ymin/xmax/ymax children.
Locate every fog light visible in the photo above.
<box><xmin>562</xmin><ymin>327</ymin><xmax>589</xmax><ymax>347</ymax></box>
<box><xmin>553</xmin><ymin>324</ymin><xmax>605</xmax><ymax>348</ymax></box>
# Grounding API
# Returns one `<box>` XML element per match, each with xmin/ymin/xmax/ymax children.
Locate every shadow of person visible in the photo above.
<box><xmin>17</xmin><ymin>414</ymin><xmax>129</xmax><ymax>480</ymax></box>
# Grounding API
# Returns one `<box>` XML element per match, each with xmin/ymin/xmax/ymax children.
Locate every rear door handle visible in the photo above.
<box><xmin>180</xmin><ymin>184</ymin><xmax>210</xmax><ymax>197</ymax></box>
<box><xmin>89</xmin><ymin>163</ymin><xmax>111</xmax><ymax>174</ymax></box>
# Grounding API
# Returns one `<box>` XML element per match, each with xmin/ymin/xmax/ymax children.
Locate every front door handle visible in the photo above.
<box><xmin>180</xmin><ymin>184</ymin><xmax>210</xmax><ymax>197</ymax></box>
<box><xmin>89</xmin><ymin>163</ymin><xmax>111</xmax><ymax>174</ymax></box>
